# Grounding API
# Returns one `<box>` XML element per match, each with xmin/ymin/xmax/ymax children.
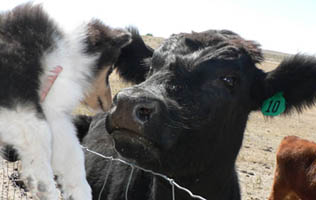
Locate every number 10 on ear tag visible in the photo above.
<box><xmin>262</xmin><ymin>92</ymin><xmax>286</xmax><ymax>116</ymax></box>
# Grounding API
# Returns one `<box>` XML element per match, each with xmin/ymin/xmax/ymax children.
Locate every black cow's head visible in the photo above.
<box><xmin>106</xmin><ymin>29</ymin><xmax>316</xmax><ymax>199</ymax></box>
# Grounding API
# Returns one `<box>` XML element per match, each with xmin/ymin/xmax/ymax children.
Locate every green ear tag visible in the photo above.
<box><xmin>262</xmin><ymin>92</ymin><xmax>286</xmax><ymax>116</ymax></box>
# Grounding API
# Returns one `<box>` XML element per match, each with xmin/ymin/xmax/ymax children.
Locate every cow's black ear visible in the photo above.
<box><xmin>114</xmin><ymin>26</ymin><xmax>154</xmax><ymax>84</ymax></box>
<box><xmin>251</xmin><ymin>54</ymin><xmax>316</xmax><ymax>114</ymax></box>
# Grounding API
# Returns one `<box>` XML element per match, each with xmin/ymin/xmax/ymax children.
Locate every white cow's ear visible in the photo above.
<box><xmin>250</xmin><ymin>54</ymin><xmax>316</xmax><ymax>115</ymax></box>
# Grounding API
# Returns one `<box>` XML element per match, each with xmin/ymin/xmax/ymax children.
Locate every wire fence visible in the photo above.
<box><xmin>82</xmin><ymin>146</ymin><xmax>207</xmax><ymax>200</ymax></box>
<box><xmin>0</xmin><ymin>146</ymin><xmax>207</xmax><ymax>200</ymax></box>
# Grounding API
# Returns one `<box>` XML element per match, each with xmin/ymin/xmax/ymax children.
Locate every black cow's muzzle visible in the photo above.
<box><xmin>105</xmin><ymin>87</ymin><xmax>163</xmax><ymax>167</ymax></box>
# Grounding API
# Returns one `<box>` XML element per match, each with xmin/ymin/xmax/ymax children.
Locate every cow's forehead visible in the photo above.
<box><xmin>152</xmin><ymin>29</ymin><xmax>263</xmax><ymax>69</ymax></box>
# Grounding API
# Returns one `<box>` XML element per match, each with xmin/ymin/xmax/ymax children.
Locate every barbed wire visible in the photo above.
<box><xmin>81</xmin><ymin>146</ymin><xmax>207</xmax><ymax>200</ymax></box>
<box><xmin>0</xmin><ymin>147</ymin><xmax>207</xmax><ymax>200</ymax></box>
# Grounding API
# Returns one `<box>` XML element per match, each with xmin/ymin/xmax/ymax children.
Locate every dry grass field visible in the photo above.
<box><xmin>1</xmin><ymin>36</ymin><xmax>315</xmax><ymax>200</ymax></box>
<box><xmin>237</xmin><ymin>61</ymin><xmax>316</xmax><ymax>200</ymax></box>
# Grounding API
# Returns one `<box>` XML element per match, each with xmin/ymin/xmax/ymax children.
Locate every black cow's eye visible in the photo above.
<box><xmin>221</xmin><ymin>76</ymin><xmax>237</xmax><ymax>88</ymax></box>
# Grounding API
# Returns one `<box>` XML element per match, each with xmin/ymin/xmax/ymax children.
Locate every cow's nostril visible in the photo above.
<box><xmin>135</xmin><ymin>105</ymin><xmax>156</xmax><ymax>122</ymax></box>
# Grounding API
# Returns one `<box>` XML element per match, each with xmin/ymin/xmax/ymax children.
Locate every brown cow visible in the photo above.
<box><xmin>269</xmin><ymin>136</ymin><xmax>316</xmax><ymax>200</ymax></box>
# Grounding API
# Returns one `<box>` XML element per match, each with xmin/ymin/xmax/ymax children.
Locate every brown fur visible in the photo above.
<box><xmin>269</xmin><ymin>136</ymin><xmax>316</xmax><ymax>200</ymax></box>
<box><xmin>83</xmin><ymin>67</ymin><xmax>112</xmax><ymax>112</ymax></box>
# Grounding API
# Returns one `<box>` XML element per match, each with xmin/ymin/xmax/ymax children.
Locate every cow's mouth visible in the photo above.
<box><xmin>106</xmin><ymin>116</ymin><xmax>160</xmax><ymax>167</ymax></box>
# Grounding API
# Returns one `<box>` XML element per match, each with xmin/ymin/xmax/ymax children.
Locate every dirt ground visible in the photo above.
<box><xmin>1</xmin><ymin>37</ymin><xmax>315</xmax><ymax>200</ymax></box>
<box><xmin>237</xmin><ymin>107</ymin><xmax>316</xmax><ymax>200</ymax></box>
<box><xmin>237</xmin><ymin>60</ymin><xmax>316</xmax><ymax>200</ymax></box>
<box><xmin>237</xmin><ymin>98</ymin><xmax>316</xmax><ymax>200</ymax></box>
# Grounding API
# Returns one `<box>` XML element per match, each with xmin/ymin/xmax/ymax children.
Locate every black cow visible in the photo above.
<box><xmin>79</xmin><ymin>29</ymin><xmax>316</xmax><ymax>200</ymax></box>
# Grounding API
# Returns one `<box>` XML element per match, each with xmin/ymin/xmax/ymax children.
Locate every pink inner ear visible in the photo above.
<box><xmin>40</xmin><ymin>66</ymin><xmax>63</xmax><ymax>102</ymax></box>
